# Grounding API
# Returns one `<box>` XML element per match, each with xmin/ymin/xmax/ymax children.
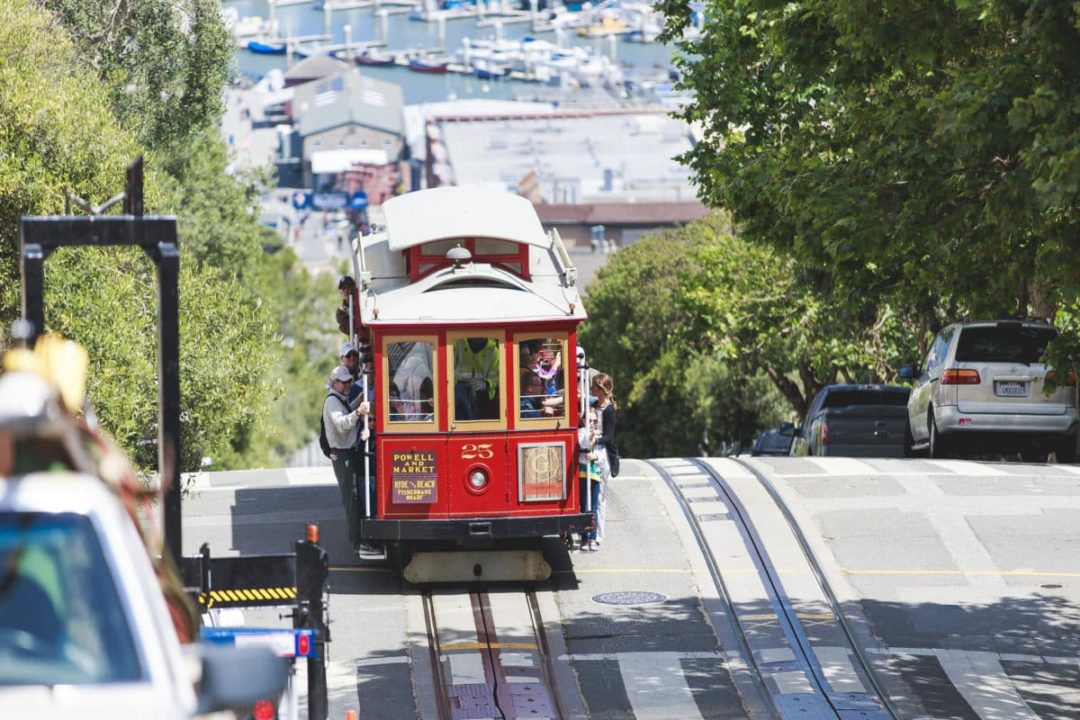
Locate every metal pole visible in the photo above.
<box><xmin>157</xmin><ymin>240</ymin><xmax>182</xmax><ymax>567</ymax></box>
<box><xmin>295</xmin><ymin>538</ymin><xmax>329</xmax><ymax>720</ymax></box>
<box><xmin>348</xmin><ymin>294</ymin><xmax>355</xmax><ymax>350</ymax></box>
<box><xmin>362</xmin><ymin>375</ymin><xmax>371</xmax><ymax>519</ymax></box>
<box><xmin>19</xmin><ymin>241</ymin><xmax>46</xmax><ymax>343</ymax></box>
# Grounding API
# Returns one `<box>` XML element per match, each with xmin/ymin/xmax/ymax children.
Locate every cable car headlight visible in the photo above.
<box><xmin>468</xmin><ymin>469</ymin><xmax>489</xmax><ymax>490</ymax></box>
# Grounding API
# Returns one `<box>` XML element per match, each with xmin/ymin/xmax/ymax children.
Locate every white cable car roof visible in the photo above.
<box><xmin>361</xmin><ymin>263</ymin><xmax>586</xmax><ymax>325</ymax></box>
<box><xmin>382</xmin><ymin>186</ymin><xmax>550</xmax><ymax>251</ymax></box>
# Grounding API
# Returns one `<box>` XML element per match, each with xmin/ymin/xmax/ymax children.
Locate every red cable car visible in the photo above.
<box><xmin>351</xmin><ymin>187</ymin><xmax>592</xmax><ymax>582</ymax></box>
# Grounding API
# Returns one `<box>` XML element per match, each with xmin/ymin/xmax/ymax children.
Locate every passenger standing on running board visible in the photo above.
<box><xmin>324</xmin><ymin>365</ymin><xmax>374</xmax><ymax>555</ymax></box>
<box><xmin>590</xmin><ymin>373</ymin><xmax>618</xmax><ymax>546</ymax></box>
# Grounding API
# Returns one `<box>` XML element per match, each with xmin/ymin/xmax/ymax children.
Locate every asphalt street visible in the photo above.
<box><xmin>182</xmin><ymin>457</ymin><xmax>1080</xmax><ymax>719</ymax></box>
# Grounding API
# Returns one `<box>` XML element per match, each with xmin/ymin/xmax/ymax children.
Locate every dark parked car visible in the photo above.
<box><xmin>751</xmin><ymin>423</ymin><xmax>796</xmax><ymax>456</ymax></box>
<box><xmin>790</xmin><ymin>385</ymin><xmax>912</xmax><ymax>457</ymax></box>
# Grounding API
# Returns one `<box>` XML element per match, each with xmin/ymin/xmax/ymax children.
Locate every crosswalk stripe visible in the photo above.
<box><xmin>926</xmin><ymin>460</ymin><xmax>1011</xmax><ymax>476</ymax></box>
<box><xmin>935</xmin><ymin>649</ymin><xmax>1041</xmax><ymax>720</ymax></box>
<box><xmin>618</xmin><ymin>652</ymin><xmax>704</xmax><ymax>720</ymax></box>
<box><xmin>805</xmin><ymin>457</ymin><xmax>881</xmax><ymax>476</ymax></box>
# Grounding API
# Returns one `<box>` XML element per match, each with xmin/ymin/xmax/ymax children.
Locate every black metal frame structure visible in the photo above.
<box><xmin>181</xmin><ymin>537</ymin><xmax>330</xmax><ymax>720</ymax></box>
<box><xmin>19</xmin><ymin>156</ymin><xmax>183</xmax><ymax>565</ymax></box>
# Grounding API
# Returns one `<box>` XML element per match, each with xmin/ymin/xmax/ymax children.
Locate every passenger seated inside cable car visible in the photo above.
<box><xmin>517</xmin><ymin>336</ymin><xmax>567</xmax><ymax>420</ymax></box>
<box><xmin>387</xmin><ymin>340</ymin><xmax>435</xmax><ymax>425</ymax></box>
<box><xmin>520</xmin><ymin>371</ymin><xmax>549</xmax><ymax>418</ymax></box>
<box><xmin>454</xmin><ymin>337</ymin><xmax>500</xmax><ymax>421</ymax></box>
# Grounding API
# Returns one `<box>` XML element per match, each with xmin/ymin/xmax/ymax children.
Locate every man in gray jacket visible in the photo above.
<box><xmin>324</xmin><ymin>365</ymin><xmax>372</xmax><ymax>554</ymax></box>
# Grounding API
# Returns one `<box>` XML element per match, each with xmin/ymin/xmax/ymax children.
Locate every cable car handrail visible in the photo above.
<box><xmin>353</xmin><ymin>230</ymin><xmax>371</xmax><ymax>292</ymax></box>
<box><xmin>548</xmin><ymin>229</ymin><xmax>577</xmax><ymax>289</ymax></box>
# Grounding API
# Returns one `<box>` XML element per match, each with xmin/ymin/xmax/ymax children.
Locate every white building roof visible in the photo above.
<box><xmin>382</xmin><ymin>186</ymin><xmax>550</xmax><ymax>251</ymax></box>
<box><xmin>311</xmin><ymin>148</ymin><xmax>390</xmax><ymax>174</ymax></box>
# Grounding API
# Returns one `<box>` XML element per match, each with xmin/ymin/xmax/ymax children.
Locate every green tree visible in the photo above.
<box><xmin>37</xmin><ymin>0</ymin><xmax>231</xmax><ymax>149</ymax></box>
<box><xmin>0</xmin><ymin>0</ymin><xmax>274</xmax><ymax>474</ymax></box>
<box><xmin>582</xmin><ymin>215</ymin><xmax>788</xmax><ymax>457</ymax></box>
<box><xmin>675</xmin><ymin>234</ymin><xmax>919</xmax><ymax>415</ymax></box>
<box><xmin>660</xmin><ymin>0</ymin><xmax>1080</xmax><ymax>365</ymax></box>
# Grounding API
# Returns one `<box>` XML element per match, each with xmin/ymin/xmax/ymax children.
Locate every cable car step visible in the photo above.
<box><xmin>403</xmin><ymin>549</ymin><xmax>550</xmax><ymax>584</ymax></box>
<box><xmin>357</xmin><ymin>545</ymin><xmax>388</xmax><ymax>561</ymax></box>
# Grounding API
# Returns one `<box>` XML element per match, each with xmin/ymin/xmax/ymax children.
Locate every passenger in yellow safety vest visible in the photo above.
<box><xmin>454</xmin><ymin>337</ymin><xmax>499</xmax><ymax>420</ymax></box>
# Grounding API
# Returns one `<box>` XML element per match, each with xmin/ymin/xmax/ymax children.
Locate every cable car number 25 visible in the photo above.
<box><xmin>461</xmin><ymin>443</ymin><xmax>494</xmax><ymax>459</ymax></box>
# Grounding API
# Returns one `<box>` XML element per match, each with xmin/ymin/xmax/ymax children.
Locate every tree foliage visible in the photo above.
<box><xmin>36</xmin><ymin>0</ymin><xmax>231</xmax><ymax>149</ymax></box>
<box><xmin>660</xmin><ymin>0</ymin><xmax>1080</xmax><ymax>369</ymax></box>
<box><xmin>581</xmin><ymin>216</ymin><xmax>789</xmax><ymax>457</ymax></box>
<box><xmin>0</xmin><ymin>0</ymin><xmax>275</xmax><ymax>474</ymax></box>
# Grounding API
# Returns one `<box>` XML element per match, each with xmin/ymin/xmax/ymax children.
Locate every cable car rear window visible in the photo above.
<box><xmin>955</xmin><ymin>326</ymin><xmax>1057</xmax><ymax>364</ymax></box>
<box><xmin>0</xmin><ymin>512</ymin><xmax>142</xmax><ymax>685</ymax></box>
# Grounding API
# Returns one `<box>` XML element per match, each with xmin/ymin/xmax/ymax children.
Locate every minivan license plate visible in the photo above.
<box><xmin>995</xmin><ymin>381</ymin><xmax>1028</xmax><ymax>397</ymax></box>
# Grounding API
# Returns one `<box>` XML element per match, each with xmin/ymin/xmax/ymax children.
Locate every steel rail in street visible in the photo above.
<box><xmin>648</xmin><ymin>460</ymin><xmax>780</xmax><ymax>720</ymax></box>
<box><xmin>728</xmin><ymin>458</ymin><xmax>903</xmax><ymax>719</ymax></box>
<box><xmin>422</xmin><ymin>586</ymin><xmax>567</xmax><ymax>719</ymax></box>
<box><xmin>651</xmin><ymin>458</ymin><xmax>899</xmax><ymax>719</ymax></box>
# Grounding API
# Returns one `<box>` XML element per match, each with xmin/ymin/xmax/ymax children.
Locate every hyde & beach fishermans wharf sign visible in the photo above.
<box><xmin>391</xmin><ymin>450</ymin><xmax>438</xmax><ymax>504</ymax></box>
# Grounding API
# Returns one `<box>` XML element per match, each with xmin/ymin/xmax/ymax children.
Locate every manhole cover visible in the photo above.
<box><xmin>592</xmin><ymin>591</ymin><xmax>666</xmax><ymax>606</ymax></box>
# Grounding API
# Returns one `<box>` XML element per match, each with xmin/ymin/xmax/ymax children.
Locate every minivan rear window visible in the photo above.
<box><xmin>955</xmin><ymin>326</ymin><xmax>1057</xmax><ymax>364</ymax></box>
<box><xmin>822</xmin><ymin>390</ymin><xmax>910</xmax><ymax>408</ymax></box>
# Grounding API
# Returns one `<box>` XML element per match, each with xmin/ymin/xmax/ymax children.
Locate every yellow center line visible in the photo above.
<box><xmin>440</xmin><ymin>642</ymin><xmax>538</xmax><ymax>651</ymax></box>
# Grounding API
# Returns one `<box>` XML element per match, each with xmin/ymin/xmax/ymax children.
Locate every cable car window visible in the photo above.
<box><xmin>474</xmin><ymin>237</ymin><xmax>518</xmax><ymax>255</ymax></box>
<box><xmin>518</xmin><ymin>337</ymin><xmax>566</xmax><ymax>421</ymax></box>
<box><xmin>420</xmin><ymin>239</ymin><xmax>459</xmax><ymax>257</ymax></box>
<box><xmin>453</xmin><ymin>337</ymin><xmax>501</xmax><ymax>421</ymax></box>
<box><xmin>387</xmin><ymin>341</ymin><xmax>435</xmax><ymax>424</ymax></box>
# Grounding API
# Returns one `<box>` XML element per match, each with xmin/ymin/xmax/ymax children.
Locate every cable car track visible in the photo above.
<box><xmin>649</xmin><ymin>458</ymin><xmax>901</xmax><ymax>720</ymax></box>
<box><xmin>422</xmin><ymin>586</ymin><xmax>568</xmax><ymax>720</ymax></box>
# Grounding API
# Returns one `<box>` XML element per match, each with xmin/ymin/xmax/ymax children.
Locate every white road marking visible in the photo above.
<box><xmin>894</xmin><ymin>475</ymin><xmax>1010</xmax><ymax>592</ymax></box>
<box><xmin>935</xmin><ymin>649</ymin><xmax>1040</xmax><ymax>720</ymax></box>
<box><xmin>772</xmin><ymin>670</ymin><xmax>813</xmax><ymax>694</ymax></box>
<box><xmin>499</xmin><ymin>652</ymin><xmax>536</xmax><ymax>668</ymax></box>
<box><xmin>668</xmin><ymin>466</ymin><xmax>706</xmax><ymax>476</ymax></box>
<box><xmin>805</xmin><ymin>457</ymin><xmax>882</xmax><ymax>476</ymax></box>
<box><xmin>286</xmin><ymin>467</ymin><xmax>336</xmax><ymax>485</ymax></box>
<box><xmin>926</xmin><ymin>460</ymin><xmax>1011</xmax><ymax>476</ymax></box>
<box><xmin>813</xmin><ymin>646</ymin><xmax>866</xmax><ymax>694</ymax></box>
<box><xmin>755</xmin><ymin>648</ymin><xmax>794</xmax><ymax>663</ymax></box>
<box><xmin>705</xmin><ymin>458</ymin><xmax>756</xmax><ymax>478</ymax></box>
<box><xmin>618</xmin><ymin>651</ymin><xmax>704</xmax><ymax>720</ymax></box>
<box><xmin>681</xmin><ymin>486</ymin><xmax>719</xmax><ymax>500</ymax></box>
<box><xmin>691</xmin><ymin>501</ymin><xmax>730</xmax><ymax>517</ymax></box>
<box><xmin>355</xmin><ymin>656</ymin><xmax>411</xmax><ymax>667</ymax></box>
<box><xmin>447</xmin><ymin>652</ymin><xmax>486</xmax><ymax>685</ymax></box>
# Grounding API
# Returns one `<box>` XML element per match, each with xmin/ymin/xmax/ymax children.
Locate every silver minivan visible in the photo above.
<box><xmin>899</xmin><ymin>319</ymin><xmax>1078</xmax><ymax>461</ymax></box>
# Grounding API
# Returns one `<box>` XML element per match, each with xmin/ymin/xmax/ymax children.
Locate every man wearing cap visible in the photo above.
<box><xmin>339</xmin><ymin>341</ymin><xmax>366</xmax><ymax>403</ymax></box>
<box><xmin>324</xmin><ymin>365</ymin><xmax>375</xmax><ymax>555</ymax></box>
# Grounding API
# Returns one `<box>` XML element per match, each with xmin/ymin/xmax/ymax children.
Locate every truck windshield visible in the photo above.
<box><xmin>0</xmin><ymin>512</ymin><xmax>142</xmax><ymax>686</ymax></box>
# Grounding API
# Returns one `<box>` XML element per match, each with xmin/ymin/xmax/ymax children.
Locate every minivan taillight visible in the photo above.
<box><xmin>1046</xmin><ymin>369</ymin><xmax>1078</xmax><ymax>387</ymax></box>
<box><xmin>820</xmin><ymin>420</ymin><xmax>829</xmax><ymax>447</ymax></box>
<box><xmin>941</xmin><ymin>369</ymin><xmax>981</xmax><ymax>385</ymax></box>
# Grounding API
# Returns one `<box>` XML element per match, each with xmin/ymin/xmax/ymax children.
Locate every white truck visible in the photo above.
<box><xmin>0</xmin><ymin>362</ymin><xmax>286</xmax><ymax>719</ymax></box>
